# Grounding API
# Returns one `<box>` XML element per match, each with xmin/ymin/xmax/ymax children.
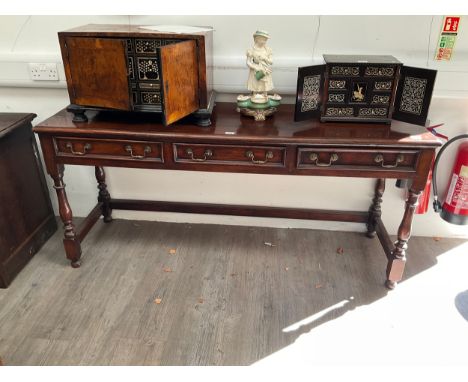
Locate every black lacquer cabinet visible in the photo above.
<box><xmin>295</xmin><ymin>54</ymin><xmax>437</xmax><ymax>126</ymax></box>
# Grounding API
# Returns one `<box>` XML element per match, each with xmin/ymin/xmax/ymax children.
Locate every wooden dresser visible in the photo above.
<box><xmin>33</xmin><ymin>103</ymin><xmax>441</xmax><ymax>289</ymax></box>
<box><xmin>0</xmin><ymin>113</ymin><xmax>57</xmax><ymax>287</ymax></box>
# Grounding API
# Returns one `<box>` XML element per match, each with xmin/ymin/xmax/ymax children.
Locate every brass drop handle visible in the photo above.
<box><xmin>66</xmin><ymin>142</ymin><xmax>91</xmax><ymax>156</ymax></box>
<box><xmin>125</xmin><ymin>145</ymin><xmax>151</xmax><ymax>159</ymax></box>
<box><xmin>186</xmin><ymin>148</ymin><xmax>213</xmax><ymax>162</ymax></box>
<box><xmin>246</xmin><ymin>150</ymin><xmax>274</xmax><ymax>164</ymax></box>
<box><xmin>309</xmin><ymin>152</ymin><xmax>339</xmax><ymax>167</ymax></box>
<box><xmin>374</xmin><ymin>153</ymin><xmax>404</xmax><ymax>168</ymax></box>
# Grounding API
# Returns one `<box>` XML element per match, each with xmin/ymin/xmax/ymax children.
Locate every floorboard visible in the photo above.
<box><xmin>0</xmin><ymin>218</ymin><xmax>466</xmax><ymax>366</ymax></box>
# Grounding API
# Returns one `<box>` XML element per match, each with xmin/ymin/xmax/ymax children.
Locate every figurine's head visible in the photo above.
<box><xmin>253</xmin><ymin>30</ymin><xmax>269</xmax><ymax>47</ymax></box>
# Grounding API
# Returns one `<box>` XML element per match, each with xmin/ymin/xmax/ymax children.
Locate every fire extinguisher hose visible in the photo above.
<box><xmin>432</xmin><ymin>134</ymin><xmax>468</xmax><ymax>213</ymax></box>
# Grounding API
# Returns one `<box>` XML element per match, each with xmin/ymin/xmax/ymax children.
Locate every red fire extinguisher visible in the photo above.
<box><xmin>433</xmin><ymin>134</ymin><xmax>468</xmax><ymax>225</ymax></box>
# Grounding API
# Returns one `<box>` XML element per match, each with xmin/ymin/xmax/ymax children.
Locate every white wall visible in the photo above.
<box><xmin>0</xmin><ymin>15</ymin><xmax>467</xmax><ymax>238</ymax></box>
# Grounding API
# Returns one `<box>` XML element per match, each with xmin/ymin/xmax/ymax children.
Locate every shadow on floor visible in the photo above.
<box><xmin>0</xmin><ymin>218</ymin><xmax>465</xmax><ymax>365</ymax></box>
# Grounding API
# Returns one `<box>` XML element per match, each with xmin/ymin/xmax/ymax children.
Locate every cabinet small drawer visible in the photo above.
<box><xmin>54</xmin><ymin>137</ymin><xmax>163</xmax><ymax>162</ymax></box>
<box><xmin>297</xmin><ymin>148</ymin><xmax>418</xmax><ymax>171</ymax></box>
<box><xmin>173</xmin><ymin>143</ymin><xmax>286</xmax><ymax>167</ymax></box>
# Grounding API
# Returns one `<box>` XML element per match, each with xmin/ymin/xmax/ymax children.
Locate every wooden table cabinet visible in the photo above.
<box><xmin>58</xmin><ymin>24</ymin><xmax>215</xmax><ymax>126</ymax></box>
<box><xmin>33</xmin><ymin>103</ymin><xmax>441</xmax><ymax>289</ymax></box>
<box><xmin>0</xmin><ymin>113</ymin><xmax>57</xmax><ymax>288</ymax></box>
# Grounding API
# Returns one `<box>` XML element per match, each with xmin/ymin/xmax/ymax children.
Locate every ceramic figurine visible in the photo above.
<box><xmin>237</xmin><ymin>30</ymin><xmax>281</xmax><ymax>121</ymax></box>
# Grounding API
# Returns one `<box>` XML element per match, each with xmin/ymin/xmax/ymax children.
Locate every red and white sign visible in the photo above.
<box><xmin>443</xmin><ymin>16</ymin><xmax>460</xmax><ymax>33</ymax></box>
<box><xmin>435</xmin><ymin>16</ymin><xmax>461</xmax><ymax>61</ymax></box>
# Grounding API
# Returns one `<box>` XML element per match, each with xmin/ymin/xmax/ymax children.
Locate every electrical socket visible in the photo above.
<box><xmin>29</xmin><ymin>63</ymin><xmax>59</xmax><ymax>81</ymax></box>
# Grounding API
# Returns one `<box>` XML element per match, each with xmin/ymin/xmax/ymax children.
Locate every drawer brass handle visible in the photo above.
<box><xmin>125</xmin><ymin>145</ymin><xmax>151</xmax><ymax>159</ymax></box>
<box><xmin>245</xmin><ymin>150</ymin><xmax>274</xmax><ymax>164</ymax></box>
<box><xmin>186</xmin><ymin>148</ymin><xmax>213</xmax><ymax>162</ymax></box>
<box><xmin>66</xmin><ymin>142</ymin><xmax>91</xmax><ymax>156</ymax></box>
<box><xmin>374</xmin><ymin>154</ymin><xmax>404</xmax><ymax>168</ymax></box>
<box><xmin>309</xmin><ymin>153</ymin><xmax>339</xmax><ymax>167</ymax></box>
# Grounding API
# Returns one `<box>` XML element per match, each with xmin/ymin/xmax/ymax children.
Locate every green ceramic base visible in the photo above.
<box><xmin>237</xmin><ymin>98</ymin><xmax>281</xmax><ymax>110</ymax></box>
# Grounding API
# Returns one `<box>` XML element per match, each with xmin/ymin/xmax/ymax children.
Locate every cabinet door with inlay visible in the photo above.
<box><xmin>294</xmin><ymin>64</ymin><xmax>326</xmax><ymax>121</ymax></box>
<box><xmin>392</xmin><ymin>66</ymin><xmax>437</xmax><ymax>126</ymax></box>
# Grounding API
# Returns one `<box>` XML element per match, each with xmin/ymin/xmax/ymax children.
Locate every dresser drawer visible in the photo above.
<box><xmin>173</xmin><ymin>143</ymin><xmax>286</xmax><ymax>167</ymax></box>
<box><xmin>297</xmin><ymin>147</ymin><xmax>419</xmax><ymax>171</ymax></box>
<box><xmin>54</xmin><ymin>137</ymin><xmax>163</xmax><ymax>162</ymax></box>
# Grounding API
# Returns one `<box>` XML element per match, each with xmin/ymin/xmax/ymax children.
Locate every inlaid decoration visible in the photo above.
<box><xmin>300</xmin><ymin>75</ymin><xmax>321</xmax><ymax>112</ymax></box>
<box><xmin>136</xmin><ymin>39</ymin><xmax>162</xmax><ymax>53</ymax></box>
<box><xmin>371</xmin><ymin>95</ymin><xmax>390</xmax><ymax>104</ymax></box>
<box><xmin>351</xmin><ymin>82</ymin><xmax>367</xmax><ymax>102</ymax></box>
<box><xmin>138</xmin><ymin>58</ymin><xmax>159</xmax><ymax>80</ymax></box>
<box><xmin>325</xmin><ymin>107</ymin><xmax>354</xmax><ymax>117</ymax></box>
<box><xmin>141</xmin><ymin>92</ymin><xmax>161</xmax><ymax>105</ymax></box>
<box><xmin>329</xmin><ymin>80</ymin><xmax>346</xmax><ymax>89</ymax></box>
<box><xmin>365</xmin><ymin>67</ymin><xmax>395</xmax><ymax>77</ymax></box>
<box><xmin>399</xmin><ymin>76</ymin><xmax>427</xmax><ymax>115</ymax></box>
<box><xmin>374</xmin><ymin>81</ymin><xmax>392</xmax><ymax>91</ymax></box>
<box><xmin>328</xmin><ymin>93</ymin><xmax>345</xmax><ymax>103</ymax></box>
<box><xmin>135</xmin><ymin>39</ymin><xmax>179</xmax><ymax>53</ymax></box>
<box><xmin>330</xmin><ymin>66</ymin><xmax>359</xmax><ymax>76</ymax></box>
<box><xmin>128</xmin><ymin>57</ymin><xmax>135</xmax><ymax>79</ymax></box>
<box><xmin>358</xmin><ymin>107</ymin><xmax>387</xmax><ymax>117</ymax></box>
<box><xmin>126</xmin><ymin>39</ymin><xmax>133</xmax><ymax>53</ymax></box>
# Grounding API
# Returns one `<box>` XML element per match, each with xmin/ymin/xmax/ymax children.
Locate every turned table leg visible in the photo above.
<box><xmin>366</xmin><ymin>178</ymin><xmax>385</xmax><ymax>238</ymax></box>
<box><xmin>385</xmin><ymin>189</ymin><xmax>421</xmax><ymax>289</ymax></box>
<box><xmin>95</xmin><ymin>166</ymin><xmax>112</xmax><ymax>223</ymax></box>
<box><xmin>51</xmin><ymin>165</ymin><xmax>82</xmax><ymax>268</ymax></box>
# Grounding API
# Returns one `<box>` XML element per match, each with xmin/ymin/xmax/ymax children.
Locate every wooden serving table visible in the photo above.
<box><xmin>33</xmin><ymin>102</ymin><xmax>441</xmax><ymax>289</ymax></box>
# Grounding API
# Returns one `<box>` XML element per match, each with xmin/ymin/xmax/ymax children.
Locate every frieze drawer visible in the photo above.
<box><xmin>54</xmin><ymin>137</ymin><xmax>164</xmax><ymax>162</ymax></box>
<box><xmin>297</xmin><ymin>148</ymin><xmax>419</xmax><ymax>171</ymax></box>
<box><xmin>173</xmin><ymin>143</ymin><xmax>286</xmax><ymax>167</ymax></box>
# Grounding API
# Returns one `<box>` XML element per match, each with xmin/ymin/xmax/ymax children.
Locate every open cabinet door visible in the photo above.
<box><xmin>158</xmin><ymin>40</ymin><xmax>199</xmax><ymax>126</ymax></box>
<box><xmin>294</xmin><ymin>64</ymin><xmax>326</xmax><ymax>122</ymax></box>
<box><xmin>392</xmin><ymin>66</ymin><xmax>437</xmax><ymax>126</ymax></box>
<box><xmin>64</xmin><ymin>37</ymin><xmax>131</xmax><ymax>110</ymax></box>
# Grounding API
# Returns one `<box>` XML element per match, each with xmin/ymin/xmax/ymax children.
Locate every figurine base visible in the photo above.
<box><xmin>237</xmin><ymin>107</ymin><xmax>278</xmax><ymax>121</ymax></box>
<box><xmin>236</xmin><ymin>94</ymin><xmax>281</xmax><ymax>121</ymax></box>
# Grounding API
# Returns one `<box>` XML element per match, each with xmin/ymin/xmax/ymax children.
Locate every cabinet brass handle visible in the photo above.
<box><xmin>309</xmin><ymin>152</ymin><xmax>339</xmax><ymax>167</ymax></box>
<box><xmin>186</xmin><ymin>148</ymin><xmax>213</xmax><ymax>162</ymax></box>
<box><xmin>374</xmin><ymin>154</ymin><xmax>404</xmax><ymax>168</ymax></box>
<box><xmin>125</xmin><ymin>145</ymin><xmax>151</xmax><ymax>159</ymax></box>
<box><xmin>66</xmin><ymin>142</ymin><xmax>91</xmax><ymax>156</ymax></box>
<box><xmin>245</xmin><ymin>150</ymin><xmax>274</xmax><ymax>164</ymax></box>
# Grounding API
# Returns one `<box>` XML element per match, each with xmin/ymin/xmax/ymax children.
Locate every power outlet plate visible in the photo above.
<box><xmin>29</xmin><ymin>63</ymin><xmax>59</xmax><ymax>81</ymax></box>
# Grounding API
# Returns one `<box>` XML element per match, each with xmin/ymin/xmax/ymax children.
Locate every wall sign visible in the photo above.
<box><xmin>435</xmin><ymin>16</ymin><xmax>461</xmax><ymax>61</ymax></box>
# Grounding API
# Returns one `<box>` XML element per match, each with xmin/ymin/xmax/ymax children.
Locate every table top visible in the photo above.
<box><xmin>0</xmin><ymin>113</ymin><xmax>36</xmax><ymax>139</ymax></box>
<box><xmin>34</xmin><ymin>103</ymin><xmax>442</xmax><ymax>148</ymax></box>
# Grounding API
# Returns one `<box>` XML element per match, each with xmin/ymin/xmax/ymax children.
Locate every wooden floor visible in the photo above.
<box><xmin>0</xmin><ymin>218</ymin><xmax>465</xmax><ymax>365</ymax></box>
